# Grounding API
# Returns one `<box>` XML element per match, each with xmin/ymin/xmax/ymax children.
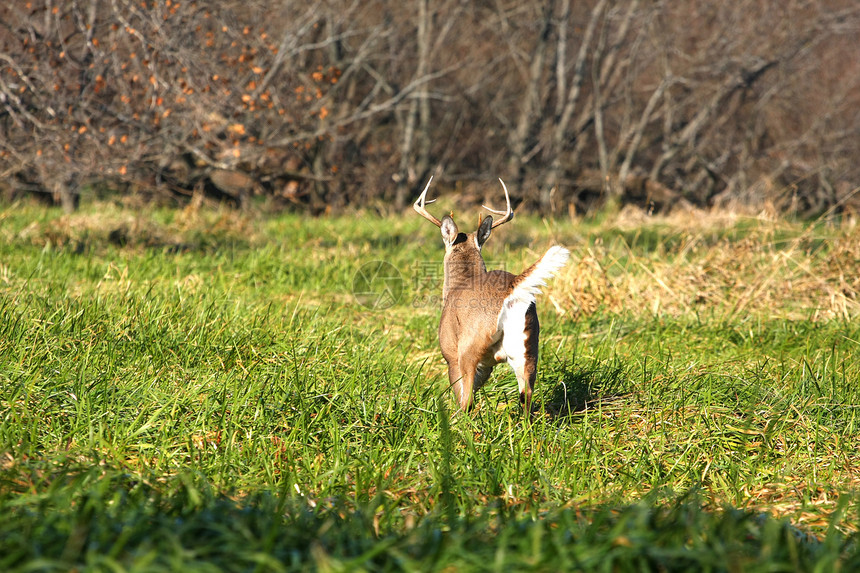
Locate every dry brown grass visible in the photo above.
<box><xmin>544</xmin><ymin>206</ymin><xmax>860</xmax><ymax>321</ymax></box>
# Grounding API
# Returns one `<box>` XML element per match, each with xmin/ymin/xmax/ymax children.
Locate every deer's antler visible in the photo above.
<box><xmin>482</xmin><ymin>178</ymin><xmax>514</xmax><ymax>229</ymax></box>
<box><xmin>413</xmin><ymin>176</ymin><xmax>442</xmax><ymax>228</ymax></box>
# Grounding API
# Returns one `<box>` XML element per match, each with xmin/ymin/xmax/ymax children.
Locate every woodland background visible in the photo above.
<box><xmin>1</xmin><ymin>0</ymin><xmax>858</xmax><ymax>215</ymax></box>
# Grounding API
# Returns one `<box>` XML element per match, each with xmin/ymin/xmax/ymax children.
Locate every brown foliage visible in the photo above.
<box><xmin>0</xmin><ymin>1</ymin><xmax>858</xmax><ymax>215</ymax></box>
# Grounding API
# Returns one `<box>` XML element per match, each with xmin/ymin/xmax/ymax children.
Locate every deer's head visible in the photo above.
<box><xmin>413</xmin><ymin>177</ymin><xmax>514</xmax><ymax>300</ymax></box>
<box><xmin>413</xmin><ymin>177</ymin><xmax>514</xmax><ymax>280</ymax></box>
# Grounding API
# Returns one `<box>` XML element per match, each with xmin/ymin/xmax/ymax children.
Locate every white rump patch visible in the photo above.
<box><xmin>493</xmin><ymin>245</ymin><xmax>569</xmax><ymax>390</ymax></box>
<box><xmin>496</xmin><ymin>298</ymin><xmax>530</xmax><ymax>391</ymax></box>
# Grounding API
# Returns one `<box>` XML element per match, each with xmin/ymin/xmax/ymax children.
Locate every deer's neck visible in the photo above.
<box><xmin>442</xmin><ymin>253</ymin><xmax>487</xmax><ymax>302</ymax></box>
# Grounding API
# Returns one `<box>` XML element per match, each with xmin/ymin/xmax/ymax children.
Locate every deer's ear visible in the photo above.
<box><xmin>441</xmin><ymin>215</ymin><xmax>458</xmax><ymax>247</ymax></box>
<box><xmin>476</xmin><ymin>215</ymin><xmax>493</xmax><ymax>248</ymax></box>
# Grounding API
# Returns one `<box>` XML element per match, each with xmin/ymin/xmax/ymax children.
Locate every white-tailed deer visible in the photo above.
<box><xmin>414</xmin><ymin>177</ymin><xmax>569</xmax><ymax>412</ymax></box>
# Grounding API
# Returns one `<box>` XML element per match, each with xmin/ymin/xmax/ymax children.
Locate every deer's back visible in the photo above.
<box><xmin>440</xmin><ymin>270</ymin><xmax>515</xmax><ymax>353</ymax></box>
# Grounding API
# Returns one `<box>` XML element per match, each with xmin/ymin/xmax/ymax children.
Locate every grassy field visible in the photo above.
<box><xmin>1</xmin><ymin>199</ymin><xmax>859</xmax><ymax>571</ymax></box>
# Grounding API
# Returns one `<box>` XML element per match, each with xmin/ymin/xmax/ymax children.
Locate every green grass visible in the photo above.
<box><xmin>1</xmin><ymin>201</ymin><xmax>859</xmax><ymax>571</ymax></box>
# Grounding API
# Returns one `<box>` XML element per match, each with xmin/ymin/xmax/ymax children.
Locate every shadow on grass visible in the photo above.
<box><xmin>539</xmin><ymin>359</ymin><xmax>631</xmax><ymax>420</ymax></box>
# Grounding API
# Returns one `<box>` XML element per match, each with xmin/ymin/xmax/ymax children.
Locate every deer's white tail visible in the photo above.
<box><xmin>503</xmin><ymin>245</ymin><xmax>570</xmax><ymax>309</ymax></box>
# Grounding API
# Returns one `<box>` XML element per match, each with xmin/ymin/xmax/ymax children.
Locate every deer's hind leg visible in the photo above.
<box><xmin>452</xmin><ymin>347</ymin><xmax>497</xmax><ymax>412</ymax></box>
<box><xmin>502</xmin><ymin>303</ymin><xmax>540</xmax><ymax>411</ymax></box>
<box><xmin>445</xmin><ymin>361</ymin><xmax>473</xmax><ymax>412</ymax></box>
<box><xmin>452</xmin><ymin>354</ymin><xmax>480</xmax><ymax>412</ymax></box>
